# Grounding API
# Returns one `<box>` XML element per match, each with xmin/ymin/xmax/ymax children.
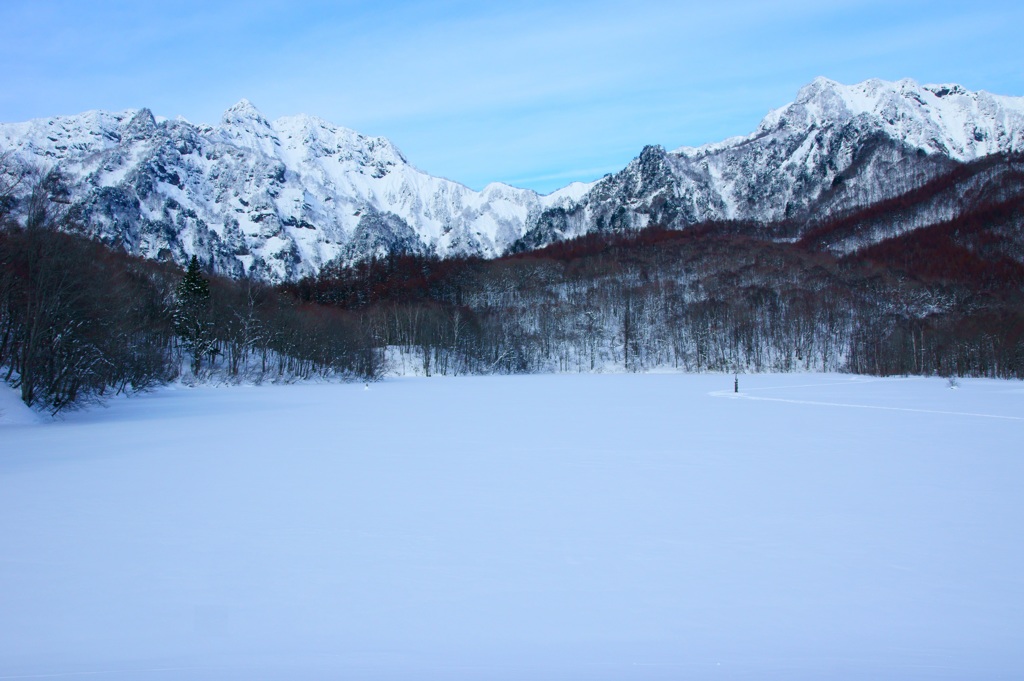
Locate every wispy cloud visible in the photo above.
<box><xmin>1</xmin><ymin>0</ymin><xmax>1022</xmax><ymax>192</ymax></box>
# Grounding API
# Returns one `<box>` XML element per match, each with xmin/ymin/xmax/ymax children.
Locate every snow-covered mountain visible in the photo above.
<box><xmin>1</xmin><ymin>77</ymin><xmax>1022</xmax><ymax>280</ymax></box>
<box><xmin>0</xmin><ymin>100</ymin><xmax>589</xmax><ymax>281</ymax></box>
<box><xmin>514</xmin><ymin>77</ymin><xmax>1024</xmax><ymax>251</ymax></box>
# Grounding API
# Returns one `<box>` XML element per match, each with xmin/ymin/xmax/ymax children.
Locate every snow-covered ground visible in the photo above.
<box><xmin>2</xmin><ymin>373</ymin><xmax>1023</xmax><ymax>680</ymax></box>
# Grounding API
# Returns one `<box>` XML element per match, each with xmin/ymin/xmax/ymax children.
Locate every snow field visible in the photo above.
<box><xmin>1</xmin><ymin>373</ymin><xmax>1023</xmax><ymax>680</ymax></box>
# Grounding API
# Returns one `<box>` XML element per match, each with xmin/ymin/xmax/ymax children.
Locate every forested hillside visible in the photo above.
<box><xmin>0</xmin><ymin>169</ymin><xmax>379</xmax><ymax>413</ymax></box>
<box><xmin>288</xmin><ymin>213</ymin><xmax>1024</xmax><ymax>381</ymax></box>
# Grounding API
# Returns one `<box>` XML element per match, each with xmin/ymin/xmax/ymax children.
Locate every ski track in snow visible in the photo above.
<box><xmin>711</xmin><ymin>377</ymin><xmax>1024</xmax><ymax>421</ymax></box>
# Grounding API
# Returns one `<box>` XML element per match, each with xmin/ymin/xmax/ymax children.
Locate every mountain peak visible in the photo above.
<box><xmin>922</xmin><ymin>83</ymin><xmax>970</xmax><ymax>99</ymax></box>
<box><xmin>801</xmin><ymin>75</ymin><xmax>842</xmax><ymax>94</ymax></box>
<box><xmin>221</xmin><ymin>99</ymin><xmax>270</xmax><ymax>128</ymax></box>
<box><xmin>226</xmin><ymin>98</ymin><xmax>260</xmax><ymax>114</ymax></box>
<box><xmin>122</xmin><ymin>107</ymin><xmax>157</xmax><ymax>140</ymax></box>
<box><xmin>1</xmin><ymin>78</ymin><xmax>1021</xmax><ymax>282</ymax></box>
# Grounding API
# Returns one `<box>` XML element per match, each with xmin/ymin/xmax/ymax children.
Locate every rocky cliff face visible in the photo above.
<box><xmin>513</xmin><ymin>78</ymin><xmax>1024</xmax><ymax>251</ymax></box>
<box><xmin>2</xmin><ymin>78</ymin><xmax>1022</xmax><ymax>280</ymax></box>
<box><xmin>0</xmin><ymin>100</ymin><xmax>587</xmax><ymax>281</ymax></box>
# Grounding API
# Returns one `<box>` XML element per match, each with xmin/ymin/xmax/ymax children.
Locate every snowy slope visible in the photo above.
<box><xmin>517</xmin><ymin>78</ymin><xmax>1024</xmax><ymax>250</ymax></box>
<box><xmin>2</xmin><ymin>78</ymin><xmax>1022</xmax><ymax>278</ymax></box>
<box><xmin>0</xmin><ymin>383</ymin><xmax>40</xmax><ymax>426</ymax></box>
<box><xmin>0</xmin><ymin>101</ymin><xmax>588</xmax><ymax>281</ymax></box>
<box><xmin>682</xmin><ymin>77</ymin><xmax>1024</xmax><ymax>163</ymax></box>
<box><xmin>2</xmin><ymin>373</ymin><xmax>1023</xmax><ymax>679</ymax></box>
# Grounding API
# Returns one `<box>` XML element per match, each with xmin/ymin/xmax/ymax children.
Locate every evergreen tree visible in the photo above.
<box><xmin>174</xmin><ymin>255</ymin><xmax>214</xmax><ymax>373</ymax></box>
<box><xmin>177</xmin><ymin>255</ymin><xmax>210</xmax><ymax>301</ymax></box>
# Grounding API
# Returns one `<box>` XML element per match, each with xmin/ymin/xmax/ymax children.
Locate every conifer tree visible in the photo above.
<box><xmin>174</xmin><ymin>255</ymin><xmax>214</xmax><ymax>373</ymax></box>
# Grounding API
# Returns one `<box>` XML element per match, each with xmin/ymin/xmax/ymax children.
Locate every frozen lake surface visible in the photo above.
<box><xmin>2</xmin><ymin>373</ymin><xmax>1023</xmax><ymax>680</ymax></box>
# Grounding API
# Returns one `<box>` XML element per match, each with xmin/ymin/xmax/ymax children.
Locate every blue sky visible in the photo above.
<box><xmin>1</xmin><ymin>0</ymin><xmax>1021</xmax><ymax>193</ymax></box>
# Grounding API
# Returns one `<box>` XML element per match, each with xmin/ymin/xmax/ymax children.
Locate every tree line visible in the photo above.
<box><xmin>288</xmin><ymin>215</ymin><xmax>1024</xmax><ymax>381</ymax></box>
